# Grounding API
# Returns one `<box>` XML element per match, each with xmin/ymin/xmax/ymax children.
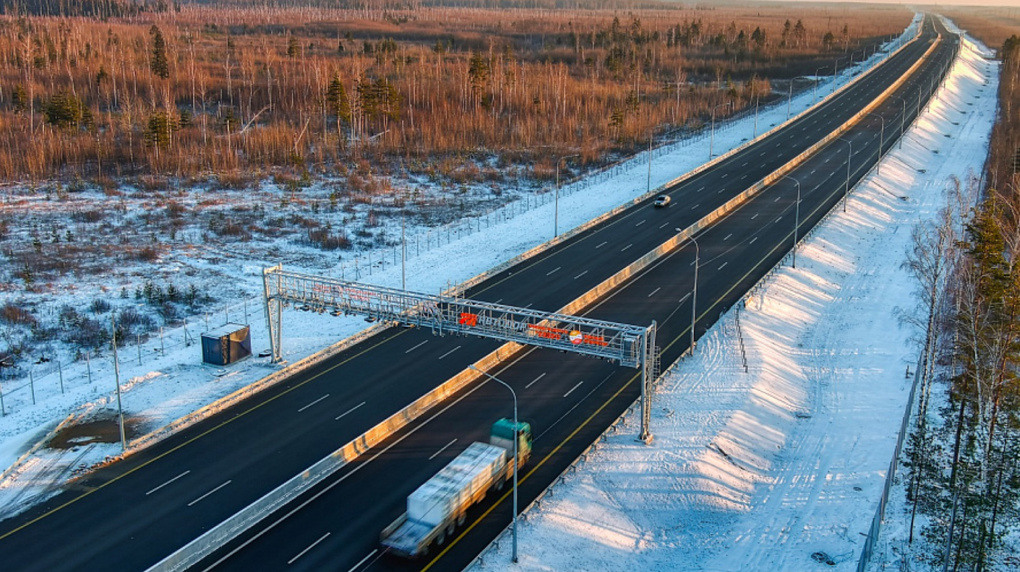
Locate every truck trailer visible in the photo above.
<box><xmin>380</xmin><ymin>418</ymin><xmax>532</xmax><ymax>558</ymax></box>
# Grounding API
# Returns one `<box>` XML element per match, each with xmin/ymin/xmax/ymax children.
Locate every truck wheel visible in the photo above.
<box><xmin>437</xmin><ymin>530</ymin><xmax>446</xmax><ymax>545</ymax></box>
<box><xmin>495</xmin><ymin>478</ymin><xmax>505</xmax><ymax>491</ymax></box>
<box><xmin>457</xmin><ymin>513</ymin><xmax>466</xmax><ymax>526</ymax></box>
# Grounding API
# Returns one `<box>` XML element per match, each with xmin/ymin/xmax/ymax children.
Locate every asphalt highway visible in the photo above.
<box><xmin>196</xmin><ymin>17</ymin><xmax>960</xmax><ymax>572</ymax></box>
<box><xmin>0</xmin><ymin>16</ymin><xmax>957</xmax><ymax>572</ymax></box>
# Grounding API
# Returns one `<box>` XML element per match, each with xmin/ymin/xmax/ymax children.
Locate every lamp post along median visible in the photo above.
<box><xmin>469</xmin><ymin>366</ymin><xmax>519</xmax><ymax>564</ymax></box>
<box><xmin>890</xmin><ymin>94</ymin><xmax>906</xmax><ymax>148</ymax></box>
<box><xmin>785</xmin><ymin>176</ymin><xmax>801</xmax><ymax>268</ymax></box>
<box><xmin>678</xmin><ymin>229</ymin><xmax>700</xmax><ymax>354</ymax></box>
<box><xmin>837</xmin><ymin>137</ymin><xmax>853</xmax><ymax>212</ymax></box>
<box><xmin>710</xmin><ymin>102</ymin><xmax>731</xmax><ymax>160</ymax></box>
<box><xmin>867</xmin><ymin>112</ymin><xmax>885</xmax><ymax>175</ymax></box>
<box><xmin>555</xmin><ymin>154</ymin><xmax>580</xmax><ymax>238</ymax></box>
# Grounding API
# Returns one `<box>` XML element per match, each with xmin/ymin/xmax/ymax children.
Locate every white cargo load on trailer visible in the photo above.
<box><xmin>407</xmin><ymin>442</ymin><xmax>507</xmax><ymax>526</ymax></box>
<box><xmin>380</xmin><ymin>419</ymin><xmax>532</xmax><ymax>558</ymax></box>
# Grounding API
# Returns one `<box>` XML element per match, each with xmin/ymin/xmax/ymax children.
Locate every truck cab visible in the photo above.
<box><xmin>489</xmin><ymin>418</ymin><xmax>532</xmax><ymax>467</ymax></box>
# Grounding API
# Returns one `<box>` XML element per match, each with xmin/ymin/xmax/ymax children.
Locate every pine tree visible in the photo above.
<box><xmin>42</xmin><ymin>90</ymin><xmax>84</xmax><ymax>128</ymax></box>
<box><xmin>150</xmin><ymin>25</ymin><xmax>169</xmax><ymax>79</ymax></box>
<box><xmin>11</xmin><ymin>84</ymin><xmax>27</xmax><ymax>112</ymax></box>
<box><xmin>325</xmin><ymin>74</ymin><xmax>351</xmax><ymax>144</ymax></box>
<box><xmin>287</xmin><ymin>36</ymin><xmax>301</xmax><ymax>59</ymax></box>
<box><xmin>144</xmin><ymin>111</ymin><xmax>176</xmax><ymax>148</ymax></box>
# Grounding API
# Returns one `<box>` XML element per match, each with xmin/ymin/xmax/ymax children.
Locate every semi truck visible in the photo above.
<box><xmin>380</xmin><ymin>418</ymin><xmax>533</xmax><ymax>558</ymax></box>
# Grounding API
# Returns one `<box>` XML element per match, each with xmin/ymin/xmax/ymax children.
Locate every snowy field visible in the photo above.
<box><xmin>467</xmin><ymin>24</ymin><xmax>998</xmax><ymax>572</ymax></box>
<box><xmin>0</xmin><ymin>17</ymin><xmax>932</xmax><ymax>532</ymax></box>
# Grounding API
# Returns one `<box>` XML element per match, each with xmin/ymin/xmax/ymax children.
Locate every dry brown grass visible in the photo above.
<box><xmin>940</xmin><ymin>7</ymin><xmax>1020</xmax><ymax>54</ymax></box>
<box><xmin>0</xmin><ymin>3</ymin><xmax>909</xmax><ymax>184</ymax></box>
<box><xmin>940</xmin><ymin>7</ymin><xmax>1019</xmax><ymax>195</ymax></box>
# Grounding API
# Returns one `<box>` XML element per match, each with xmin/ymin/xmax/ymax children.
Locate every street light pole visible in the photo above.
<box><xmin>786</xmin><ymin>80</ymin><xmax>793</xmax><ymax>120</ymax></box>
<box><xmin>837</xmin><ymin>136</ymin><xmax>853</xmax><ymax>212</ymax></box>
<box><xmin>647</xmin><ymin>131</ymin><xmax>653</xmax><ymax>194</ymax></box>
<box><xmin>889</xmin><ymin>94</ymin><xmax>906</xmax><ymax>148</ymax></box>
<box><xmin>710</xmin><ymin>102</ymin><xmax>730</xmax><ymax>159</ymax></box>
<box><xmin>753</xmin><ymin>95</ymin><xmax>760</xmax><ymax>138</ymax></box>
<box><xmin>785</xmin><ymin>176</ymin><xmax>801</xmax><ymax>268</ymax></box>
<box><xmin>401</xmin><ymin>199</ymin><xmax>406</xmax><ymax>291</ymax></box>
<box><xmin>111</xmin><ymin>316</ymin><xmax>127</xmax><ymax>452</ymax></box>
<box><xmin>555</xmin><ymin>154</ymin><xmax>579</xmax><ymax>238</ymax></box>
<box><xmin>813</xmin><ymin>66</ymin><xmax>828</xmax><ymax>103</ymax></box>
<box><xmin>865</xmin><ymin>112</ymin><xmax>885</xmax><ymax>175</ymax></box>
<box><xmin>469</xmin><ymin>366</ymin><xmax>519</xmax><ymax>564</ymax></box>
<box><xmin>678</xmin><ymin>229</ymin><xmax>700</xmax><ymax>354</ymax></box>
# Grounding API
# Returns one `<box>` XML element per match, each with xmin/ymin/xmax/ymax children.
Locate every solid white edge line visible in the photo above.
<box><xmin>287</xmin><ymin>532</ymin><xmax>331</xmax><ymax>565</ymax></box>
<box><xmin>647</xmin><ymin>287</ymin><xmax>661</xmax><ymax>298</ymax></box>
<box><xmin>146</xmin><ymin>471</ymin><xmax>191</xmax><ymax>496</ymax></box>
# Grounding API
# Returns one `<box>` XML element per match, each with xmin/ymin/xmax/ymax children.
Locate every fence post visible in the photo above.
<box><xmin>58</xmin><ymin>361</ymin><xmax>64</xmax><ymax>394</ymax></box>
<box><xmin>29</xmin><ymin>371</ymin><xmax>35</xmax><ymax>405</ymax></box>
<box><xmin>137</xmin><ymin>334</ymin><xmax>142</xmax><ymax>365</ymax></box>
<box><xmin>160</xmin><ymin>327</ymin><xmax>165</xmax><ymax>355</ymax></box>
<box><xmin>0</xmin><ymin>381</ymin><xmax>4</xmax><ymax>416</ymax></box>
<box><xmin>86</xmin><ymin>351</ymin><xmax>92</xmax><ymax>383</ymax></box>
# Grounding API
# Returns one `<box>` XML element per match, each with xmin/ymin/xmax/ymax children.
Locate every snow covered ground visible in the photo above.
<box><xmin>467</xmin><ymin>23</ymin><xmax>998</xmax><ymax>572</ymax></box>
<box><xmin>0</xmin><ymin>18</ymin><xmax>928</xmax><ymax>528</ymax></box>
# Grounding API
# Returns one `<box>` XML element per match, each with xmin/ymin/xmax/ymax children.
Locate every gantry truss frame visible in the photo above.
<box><xmin>263</xmin><ymin>265</ymin><xmax>658</xmax><ymax>440</ymax></box>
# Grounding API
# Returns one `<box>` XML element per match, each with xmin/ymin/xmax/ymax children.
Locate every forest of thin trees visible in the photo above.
<box><xmin>0</xmin><ymin>2</ymin><xmax>905</xmax><ymax>185</ymax></box>
<box><xmin>902</xmin><ymin>33</ymin><xmax>1020</xmax><ymax>572</ymax></box>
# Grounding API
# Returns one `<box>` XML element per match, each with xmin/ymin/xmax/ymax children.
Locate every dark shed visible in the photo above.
<box><xmin>201</xmin><ymin>323</ymin><xmax>252</xmax><ymax>366</ymax></box>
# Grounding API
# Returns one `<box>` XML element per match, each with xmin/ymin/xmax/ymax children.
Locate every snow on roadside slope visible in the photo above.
<box><xmin>0</xmin><ymin>26</ymin><xmax>917</xmax><ymax>518</ymax></box>
<box><xmin>469</xmin><ymin>24</ymin><xmax>997</xmax><ymax>572</ymax></box>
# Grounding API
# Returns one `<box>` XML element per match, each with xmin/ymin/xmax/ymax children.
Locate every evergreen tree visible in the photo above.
<box><xmin>287</xmin><ymin>36</ymin><xmax>301</xmax><ymax>59</ymax></box>
<box><xmin>144</xmin><ymin>111</ymin><xmax>176</xmax><ymax>148</ymax></box>
<box><xmin>468</xmin><ymin>51</ymin><xmax>490</xmax><ymax>102</ymax></box>
<box><xmin>325</xmin><ymin>74</ymin><xmax>351</xmax><ymax>143</ymax></box>
<box><xmin>11</xmin><ymin>84</ymin><xmax>27</xmax><ymax>112</ymax></box>
<box><xmin>150</xmin><ymin>25</ymin><xmax>169</xmax><ymax>79</ymax></box>
<box><xmin>42</xmin><ymin>90</ymin><xmax>84</xmax><ymax>128</ymax></box>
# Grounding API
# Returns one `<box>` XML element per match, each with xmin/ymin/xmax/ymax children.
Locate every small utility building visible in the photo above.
<box><xmin>201</xmin><ymin>323</ymin><xmax>252</xmax><ymax>366</ymax></box>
